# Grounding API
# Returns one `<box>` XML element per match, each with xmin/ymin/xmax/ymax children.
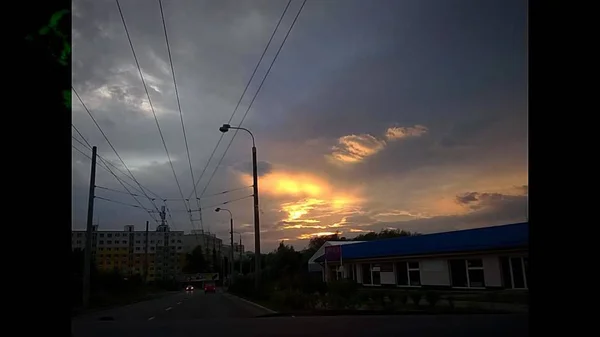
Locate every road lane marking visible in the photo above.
<box><xmin>148</xmin><ymin>316</ymin><xmax>155</xmax><ymax>321</ymax></box>
<box><xmin>177</xmin><ymin>302</ymin><xmax>182</xmax><ymax>305</ymax></box>
<box><xmin>165</xmin><ymin>307</ymin><xmax>172</xmax><ymax>311</ymax></box>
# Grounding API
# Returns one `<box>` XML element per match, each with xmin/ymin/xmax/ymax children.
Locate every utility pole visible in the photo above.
<box><xmin>239</xmin><ymin>235</ymin><xmax>242</xmax><ymax>275</ymax></box>
<box><xmin>144</xmin><ymin>220</ymin><xmax>149</xmax><ymax>283</ymax></box>
<box><xmin>83</xmin><ymin>146</ymin><xmax>97</xmax><ymax>308</ymax></box>
<box><xmin>252</xmin><ymin>145</ymin><xmax>261</xmax><ymax>290</ymax></box>
<box><xmin>230</xmin><ymin>217</ymin><xmax>234</xmax><ymax>282</ymax></box>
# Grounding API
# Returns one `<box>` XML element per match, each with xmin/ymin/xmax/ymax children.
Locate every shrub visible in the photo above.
<box><xmin>424</xmin><ymin>291</ymin><xmax>441</xmax><ymax>307</ymax></box>
<box><xmin>328</xmin><ymin>279</ymin><xmax>358</xmax><ymax>298</ymax></box>
<box><xmin>447</xmin><ymin>296</ymin><xmax>455</xmax><ymax>309</ymax></box>
<box><xmin>398</xmin><ymin>292</ymin><xmax>409</xmax><ymax>306</ymax></box>
<box><xmin>409</xmin><ymin>291</ymin><xmax>423</xmax><ymax>306</ymax></box>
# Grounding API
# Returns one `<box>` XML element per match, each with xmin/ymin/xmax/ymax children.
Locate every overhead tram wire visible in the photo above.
<box><xmin>116</xmin><ymin>0</ymin><xmax>190</xmax><ymax>230</ymax></box>
<box><xmin>200</xmin><ymin>0</ymin><xmax>307</xmax><ymax>197</ymax></box>
<box><xmin>187</xmin><ymin>0</ymin><xmax>294</xmax><ymax>202</ymax></box>
<box><xmin>72</xmin><ymin>88</ymin><xmax>164</xmax><ymax>219</ymax></box>
<box><xmin>73</xmin><ymin>122</ymin><xmax>164</xmax><ymax>204</ymax></box>
<box><xmin>73</xmin><ymin>125</ymin><xmax>165</xmax><ymax>200</ymax></box>
<box><xmin>74</xmin><ymin>131</ymin><xmax>183</xmax><ymax>231</ymax></box>
<box><xmin>95</xmin><ymin>196</ymin><xmax>153</xmax><ymax>211</ymax></box>
<box><xmin>167</xmin><ymin>194</ymin><xmax>254</xmax><ymax>213</ymax></box>
<box><xmin>73</xmin><ymin>125</ymin><xmax>165</xmax><ymax>201</ymax></box>
<box><xmin>73</xmin><ymin>141</ymin><xmax>156</xmax><ymax>201</ymax></box>
<box><xmin>72</xmin><ymin>144</ymin><xmax>160</xmax><ymax>224</ymax></box>
<box><xmin>158</xmin><ymin>0</ymin><xmax>202</xmax><ymax>233</ymax></box>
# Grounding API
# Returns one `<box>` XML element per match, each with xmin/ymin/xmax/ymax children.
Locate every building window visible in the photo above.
<box><xmin>136</xmin><ymin>240</ymin><xmax>141</xmax><ymax>244</ymax></box>
<box><xmin>396</xmin><ymin>261</ymin><xmax>421</xmax><ymax>286</ymax></box>
<box><xmin>151</xmin><ymin>240</ymin><xmax>155</xmax><ymax>244</ymax></box>
<box><xmin>115</xmin><ymin>233</ymin><xmax>120</xmax><ymax>237</ymax></box>
<box><xmin>99</xmin><ymin>240</ymin><xmax>104</xmax><ymax>244</ymax></box>
<box><xmin>100</xmin><ymin>233</ymin><xmax>105</xmax><ymax>238</ymax></box>
<box><xmin>449</xmin><ymin>259</ymin><xmax>485</xmax><ymax>288</ymax></box>
<box><xmin>500</xmin><ymin>256</ymin><xmax>528</xmax><ymax>289</ymax></box>
<box><xmin>151</xmin><ymin>247</ymin><xmax>155</xmax><ymax>251</ymax></box>
<box><xmin>360</xmin><ymin>263</ymin><xmax>382</xmax><ymax>285</ymax></box>
<box><xmin>114</xmin><ymin>240</ymin><xmax>119</xmax><ymax>244</ymax></box>
<box><xmin>107</xmin><ymin>240</ymin><xmax>112</xmax><ymax>244</ymax></box>
<box><xmin>136</xmin><ymin>247</ymin><xmax>140</xmax><ymax>251</ymax></box>
<box><xmin>107</xmin><ymin>247</ymin><xmax>112</xmax><ymax>251</ymax></box>
<box><xmin>107</xmin><ymin>234</ymin><xmax>112</xmax><ymax>238</ymax></box>
<box><xmin>77</xmin><ymin>233</ymin><xmax>82</xmax><ymax>237</ymax></box>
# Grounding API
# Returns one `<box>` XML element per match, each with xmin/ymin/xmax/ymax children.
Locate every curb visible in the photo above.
<box><xmin>224</xmin><ymin>292</ymin><xmax>277</xmax><ymax>314</ymax></box>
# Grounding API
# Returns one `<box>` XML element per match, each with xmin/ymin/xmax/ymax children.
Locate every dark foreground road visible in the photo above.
<box><xmin>72</xmin><ymin>289</ymin><xmax>528</xmax><ymax>337</ymax></box>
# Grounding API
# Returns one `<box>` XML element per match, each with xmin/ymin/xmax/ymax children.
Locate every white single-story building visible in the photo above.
<box><xmin>307</xmin><ymin>240</ymin><xmax>364</xmax><ymax>272</ymax></box>
<box><xmin>309</xmin><ymin>222</ymin><xmax>528</xmax><ymax>290</ymax></box>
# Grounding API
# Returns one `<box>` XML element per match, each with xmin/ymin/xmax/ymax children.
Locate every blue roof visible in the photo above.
<box><xmin>316</xmin><ymin>222</ymin><xmax>528</xmax><ymax>262</ymax></box>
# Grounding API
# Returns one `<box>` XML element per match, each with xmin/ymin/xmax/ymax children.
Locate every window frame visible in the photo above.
<box><xmin>508</xmin><ymin>256</ymin><xmax>528</xmax><ymax>289</ymax></box>
<box><xmin>396</xmin><ymin>261</ymin><xmax>422</xmax><ymax>287</ymax></box>
<box><xmin>449</xmin><ymin>258</ymin><xmax>486</xmax><ymax>289</ymax></box>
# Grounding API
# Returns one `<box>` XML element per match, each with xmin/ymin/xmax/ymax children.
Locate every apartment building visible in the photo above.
<box><xmin>181</xmin><ymin>230</ymin><xmax>223</xmax><ymax>254</ymax></box>
<box><xmin>71</xmin><ymin>224</ymin><xmax>185</xmax><ymax>282</ymax></box>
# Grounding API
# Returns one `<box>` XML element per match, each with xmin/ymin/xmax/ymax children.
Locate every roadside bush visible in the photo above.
<box><xmin>447</xmin><ymin>296</ymin><xmax>455</xmax><ymax>309</ymax></box>
<box><xmin>424</xmin><ymin>291</ymin><xmax>441</xmax><ymax>307</ymax></box>
<box><xmin>409</xmin><ymin>291</ymin><xmax>423</xmax><ymax>306</ymax></box>
<box><xmin>328</xmin><ymin>279</ymin><xmax>358</xmax><ymax>298</ymax></box>
<box><xmin>270</xmin><ymin>289</ymin><xmax>309</xmax><ymax>310</ymax></box>
<box><xmin>398</xmin><ymin>292</ymin><xmax>409</xmax><ymax>306</ymax></box>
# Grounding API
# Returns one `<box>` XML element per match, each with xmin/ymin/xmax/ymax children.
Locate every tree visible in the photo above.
<box><xmin>353</xmin><ymin>228</ymin><xmax>420</xmax><ymax>241</ymax></box>
<box><xmin>183</xmin><ymin>246</ymin><xmax>207</xmax><ymax>273</ymax></box>
<box><xmin>306</xmin><ymin>231</ymin><xmax>345</xmax><ymax>253</ymax></box>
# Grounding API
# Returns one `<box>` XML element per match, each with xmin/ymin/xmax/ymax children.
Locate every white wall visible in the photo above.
<box><xmin>482</xmin><ymin>256</ymin><xmax>502</xmax><ymax>287</ymax></box>
<box><xmin>420</xmin><ymin>259</ymin><xmax>451</xmax><ymax>286</ymax></box>
<box><xmin>349</xmin><ymin>252</ymin><xmax>516</xmax><ymax>288</ymax></box>
<box><xmin>380</xmin><ymin>272</ymin><xmax>395</xmax><ymax>285</ymax></box>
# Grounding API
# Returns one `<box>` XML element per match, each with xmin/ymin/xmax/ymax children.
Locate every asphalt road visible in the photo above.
<box><xmin>72</xmin><ymin>289</ymin><xmax>528</xmax><ymax>337</ymax></box>
<box><xmin>72</xmin><ymin>288</ymin><xmax>271</xmax><ymax>322</ymax></box>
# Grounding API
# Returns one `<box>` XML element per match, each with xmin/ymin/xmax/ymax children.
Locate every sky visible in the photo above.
<box><xmin>72</xmin><ymin>0</ymin><xmax>528</xmax><ymax>252</ymax></box>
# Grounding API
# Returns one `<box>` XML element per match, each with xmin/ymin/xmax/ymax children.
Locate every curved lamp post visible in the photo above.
<box><xmin>219</xmin><ymin>124</ymin><xmax>261</xmax><ymax>290</ymax></box>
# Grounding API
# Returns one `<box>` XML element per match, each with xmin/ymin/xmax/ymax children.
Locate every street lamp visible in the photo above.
<box><xmin>219</xmin><ymin>123</ymin><xmax>261</xmax><ymax>290</ymax></box>
<box><xmin>215</xmin><ymin>207</ymin><xmax>234</xmax><ymax>283</ymax></box>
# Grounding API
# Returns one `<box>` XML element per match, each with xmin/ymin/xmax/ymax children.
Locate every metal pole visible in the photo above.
<box><xmin>239</xmin><ymin>235</ymin><xmax>242</xmax><ymax>275</ymax></box>
<box><xmin>83</xmin><ymin>146</ymin><xmax>97</xmax><ymax>308</ymax></box>
<box><xmin>252</xmin><ymin>145</ymin><xmax>261</xmax><ymax>290</ymax></box>
<box><xmin>230</xmin><ymin>217</ymin><xmax>234</xmax><ymax>282</ymax></box>
<box><xmin>144</xmin><ymin>220</ymin><xmax>149</xmax><ymax>283</ymax></box>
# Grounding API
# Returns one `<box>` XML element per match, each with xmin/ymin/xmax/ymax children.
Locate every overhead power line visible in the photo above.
<box><xmin>167</xmin><ymin>194</ymin><xmax>254</xmax><ymax>212</ymax></box>
<box><xmin>95</xmin><ymin>196</ymin><xmax>151</xmax><ymax>211</ymax></box>
<box><xmin>188</xmin><ymin>0</ymin><xmax>294</xmax><ymax>201</ymax></box>
<box><xmin>198</xmin><ymin>194</ymin><xmax>255</xmax><ymax>212</ymax></box>
<box><xmin>73</xmin><ymin>126</ymin><xmax>165</xmax><ymax>200</ymax></box>
<box><xmin>71</xmin><ymin>89</ymin><xmax>163</xmax><ymax>219</ymax></box>
<box><xmin>200</xmin><ymin>0</ymin><xmax>307</xmax><ymax>196</ymax></box>
<box><xmin>115</xmin><ymin>0</ymin><xmax>188</xmax><ymax>230</ymax></box>
<box><xmin>157</xmin><ymin>0</ymin><xmax>202</xmax><ymax>233</ymax></box>
<box><xmin>73</xmin><ymin>144</ymin><xmax>160</xmax><ymax>223</ymax></box>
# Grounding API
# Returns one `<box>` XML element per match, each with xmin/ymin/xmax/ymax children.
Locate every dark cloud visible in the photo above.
<box><xmin>351</xmin><ymin>192</ymin><xmax>528</xmax><ymax>238</ymax></box>
<box><xmin>72</xmin><ymin>0</ymin><xmax>527</xmax><ymax>252</ymax></box>
<box><xmin>232</xmin><ymin>160</ymin><xmax>273</xmax><ymax>177</ymax></box>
